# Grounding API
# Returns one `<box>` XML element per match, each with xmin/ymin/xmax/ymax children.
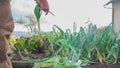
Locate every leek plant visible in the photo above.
<box><xmin>95</xmin><ymin>24</ymin><xmax>120</xmax><ymax>64</ymax></box>
<box><xmin>44</xmin><ymin>23</ymin><xmax>96</xmax><ymax>67</ymax></box>
<box><xmin>46</xmin><ymin>23</ymin><xmax>120</xmax><ymax>67</ymax></box>
<box><xmin>32</xmin><ymin>22</ymin><xmax>120</xmax><ymax>68</ymax></box>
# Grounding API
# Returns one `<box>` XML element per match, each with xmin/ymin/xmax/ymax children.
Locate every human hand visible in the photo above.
<box><xmin>34</xmin><ymin>0</ymin><xmax>49</xmax><ymax>15</ymax></box>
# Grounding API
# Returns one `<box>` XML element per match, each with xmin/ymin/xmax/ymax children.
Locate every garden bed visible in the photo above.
<box><xmin>9</xmin><ymin>23</ymin><xmax>120</xmax><ymax>68</ymax></box>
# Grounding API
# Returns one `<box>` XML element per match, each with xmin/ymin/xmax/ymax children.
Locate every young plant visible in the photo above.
<box><xmin>34</xmin><ymin>5</ymin><xmax>42</xmax><ymax>34</ymax></box>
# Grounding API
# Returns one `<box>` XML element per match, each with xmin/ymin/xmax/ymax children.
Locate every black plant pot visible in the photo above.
<box><xmin>12</xmin><ymin>61</ymin><xmax>34</xmax><ymax>68</ymax></box>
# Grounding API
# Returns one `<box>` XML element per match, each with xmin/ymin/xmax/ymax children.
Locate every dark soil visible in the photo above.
<box><xmin>11</xmin><ymin>53</ymin><xmax>46</xmax><ymax>61</ymax></box>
